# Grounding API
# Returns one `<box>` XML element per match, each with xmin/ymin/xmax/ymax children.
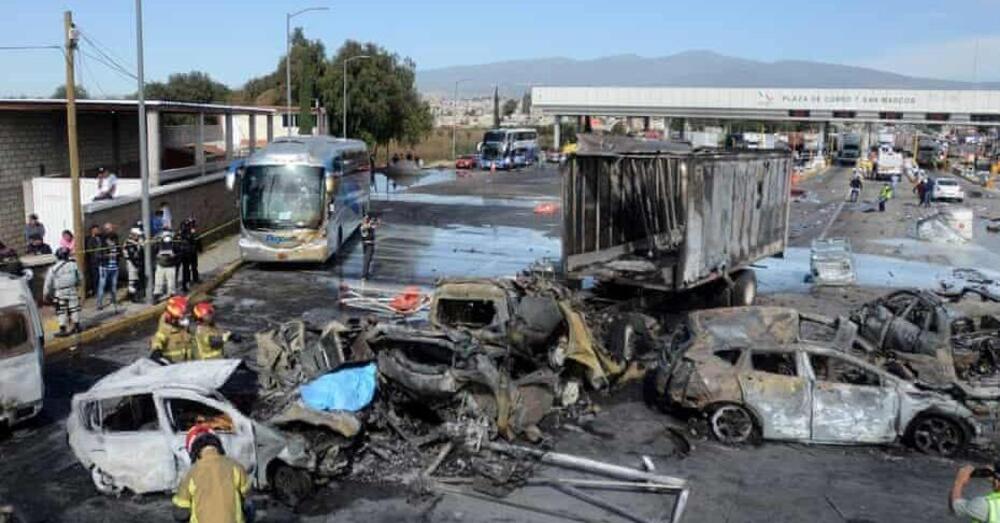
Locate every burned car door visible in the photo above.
<box><xmin>155</xmin><ymin>391</ymin><xmax>258</xmax><ymax>481</ymax></box>
<box><xmin>738</xmin><ymin>350</ymin><xmax>811</xmax><ymax>440</ymax></box>
<box><xmin>78</xmin><ymin>393</ymin><xmax>177</xmax><ymax>494</ymax></box>
<box><xmin>807</xmin><ymin>353</ymin><xmax>898</xmax><ymax>443</ymax></box>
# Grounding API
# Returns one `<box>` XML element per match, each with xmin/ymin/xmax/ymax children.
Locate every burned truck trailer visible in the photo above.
<box><xmin>563</xmin><ymin>137</ymin><xmax>792</xmax><ymax>305</ymax></box>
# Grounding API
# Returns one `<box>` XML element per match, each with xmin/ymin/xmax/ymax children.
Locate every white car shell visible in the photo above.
<box><xmin>0</xmin><ymin>271</ymin><xmax>44</xmax><ymax>427</ymax></box>
<box><xmin>932</xmin><ymin>178</ymin><xmax>965</xmax><ymax>202</ymax></box>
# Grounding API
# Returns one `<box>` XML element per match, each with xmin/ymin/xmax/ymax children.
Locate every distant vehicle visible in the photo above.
<box><xmin>477</xmin><ymin>128</ymin><xmax>538</xmax><ymax>170</ymax></box>
<box><xmin>227</xmin><ymin>136</ymin><xmax>371</xmax><ymax>263</ymax></box>
<box><xmin>0</xmin><ymin>271</ymin><xmax>44</xmax><ymax>428</ymax></box>
<box><xmin>931</xmin><ymin>177</ymin><xmax>965</xmax><ymax>202</ymax></box>
<box><xmin>837</xmin><ymin>133</ymin><xmax>862</xmax><ymax>166</ymax></box>
<box><xmin>455</xmin><ymin>154</ymin><xmax>478</xmax><ymax>170</ymax></box>
<box><xmin>874</xmin><ymin>145</ymin><xmax>903</xmax><ymax>181</ymax></box>
<box><xmin>916</xmin><ymin>137</ymin><xmax>942</xmax><ymax>168</ymax></box>
<box><xmin>545</xmin><ymin>150</ymin><xmax>564</xmax><ymax>164</ymax></box>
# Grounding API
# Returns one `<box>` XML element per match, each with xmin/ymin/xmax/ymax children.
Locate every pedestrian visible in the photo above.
<box><xmin>849</xmin><ymin>173</ymin><xmax>863</xmax><ymax>203</ymax></box>
<box><xmin>0</xmin><ymin>241</ymin><xmax>24</xmax><ymax>277</ymax></box>
<box><xmin>96</xmin><ymin>227</ymin><xmax>120</xmax><ymax>311</ymax></box>
<box><xmin>914</xmin><ymin>177</ymin><xmax>927</xmax><ymax>206</ymax></box>
<box><xmin>23</xmin><ymin>214</ymin><xmax>45</xmax><ymax>249</ymax></box>
<box><xmin>878</xmin><ymin>183</ymin><xmax>893</xmax><ymax>212</ymax></box>
<box><xmin>950</xmin><ymin>463</ymin><xmax>1000</xmax><ymax>522</ymax></box>
<box><xmin>360</xmin><ymin>214</ymin><xmax>378</xmax><ymax>279</ymax></box>
<box><xmin>124</xmin><ymin>227</ymin><xmax>145</xmax><ymax>303</ymax></box>
<box><xmin>151</xmin><ymin>210</ymin><xmax>164</xmax><ymax>236</ymax></box>
<box><xmin>59</xmin><ymin>230</ymin><xmax>75</xmax><ymax>253</ymax></box>
<box><xmin>192</xmin><ymin>302</ymin><xmax>235</xmax><ymax>360</ymax></box>
<box><xmin>25</xmin><ymin>234</ymin><xmax>52</xmax><ymax>255</ymax></box>
<box><xmin>153</xmin><ymin>228</ymin><xmax>179</xmax><ymax>300</ymax></box>
<box><xmin>159</xmin><ymin>202</ymin><xmax>173</xmax><ymax>230</ymax></box>
<box><xmin>172</xmin><ymin>424</ymin><xmax>252</xmax><ymax>523</ymax></box>
<box><xmin>177</xmin><ymin>218</ymin><xmax>200</xmax><ymax>292</ymax></box>
<box><xmin>43</xmin><ymin>247</ymin><xmax>82</xmax><ymax>337</ymax></box>
<box><xmin>93</xmin><ymin>167</ymin><xmax>118</xmax><ymax>200</ymax></box>
<box><xmin>84</xmin><ymin>225</ymin><xmax>102</xmax><ymax>297</ymax></box>
<box><xmin>924</xmin><ymin>177</ymin><xmax>935</xmax><ymax>206</ymax></box>
<box><xmin>151</xmin><ymin>295</ymin><xmax>193</xmax><ymax>363</ymax></box>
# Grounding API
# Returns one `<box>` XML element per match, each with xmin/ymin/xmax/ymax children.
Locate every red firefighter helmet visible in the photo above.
<box><xmin>165</xmin><ymin>295</ymin><xmax>189</xmax><ymax>320</ymax></box>
<box><xmin>192</xmin><ymin>302</ymin><xmax>215</xmax><ymax>322</ymax></box>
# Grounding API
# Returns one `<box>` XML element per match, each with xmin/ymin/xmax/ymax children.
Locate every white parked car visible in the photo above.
<box><xmin>931</xmin><ymin>177</ymin><xmax>965</xmax><ymax>202</ymax></box>
<box><xmin>0</xmin><ymin>270</ymin><xmax>44</xmax><ymax>428</ymax></box>
<box><xmin>67</xmin><ymin>358</ymin><xmax>360</xmax><ymax>504</ymax></box>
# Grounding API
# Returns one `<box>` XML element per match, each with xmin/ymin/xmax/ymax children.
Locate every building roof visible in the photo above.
<box><xmin>0</xmin><ymin>98</ymin><xmax>276</xmax><ymax>115</ymax></box>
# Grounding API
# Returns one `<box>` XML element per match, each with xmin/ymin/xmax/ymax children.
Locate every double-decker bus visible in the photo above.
<box><xmin>227</xmin><ymin>136</ymin><xmax>370</xmax><ymax>262</ymax></box>
<box><xmin>478</xmin><ymin>128</ymin><xmax>538</xmax><ymax>170</ymax></box>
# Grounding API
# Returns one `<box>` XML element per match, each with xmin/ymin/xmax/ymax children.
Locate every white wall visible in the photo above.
<box><xmin>25</xmin><ymin>177</ymin><xmax>141</xmax><ymax>247</ymax></box>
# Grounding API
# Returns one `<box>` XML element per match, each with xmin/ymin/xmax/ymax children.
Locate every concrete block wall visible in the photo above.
<box><xmin>84</xmin><ymin>172</ymin><xmax>238</xmax><ymax>246</ymax></box>
<box><xmin>0</xmin><ymin>111</ymin><xmax>140</xmax><ymax>251</ymax></box>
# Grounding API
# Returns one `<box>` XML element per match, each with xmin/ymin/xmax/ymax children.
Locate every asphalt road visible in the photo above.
<box><xmin>0</xmin><ymin>161</ymin><xmax>990</xmax><ymax>522</ymax></box>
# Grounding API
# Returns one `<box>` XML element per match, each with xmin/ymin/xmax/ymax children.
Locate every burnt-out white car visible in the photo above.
<box><xmin>67</xmin><ymin>359</ymin><xmax>359</xmax><ymax>504</ymax></box>
<box><xmin>649</xmin><ymin>307</ymin><xmax>982</xmax><ymax>456</ymax></box>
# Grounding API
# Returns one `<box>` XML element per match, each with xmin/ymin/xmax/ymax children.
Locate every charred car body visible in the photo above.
<box><xmin>850</xmin><ymin>289</ymin><xmax>1000</xmax><ymax>387</ymax></box>
<box><xmin>648</xmin><ymin>307</ymin><xmax>981</xmax><ymax>456</ymax></box>
<box><xmin>67</xmin><ymin>359</ymin><xmax>360</xmax><ymax>503</ymax></box>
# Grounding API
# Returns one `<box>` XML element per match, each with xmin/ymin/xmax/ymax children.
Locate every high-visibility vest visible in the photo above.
<box><xmin>973</xmin><ymin>492</ymin><xmax>1000</xmax><ymax>523</ymax></box>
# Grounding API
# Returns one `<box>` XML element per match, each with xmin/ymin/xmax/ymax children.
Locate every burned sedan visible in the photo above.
<box><xmin>648</xmin><ymin>307</ymin><xmax>980</xmax><ymax>456</ymax></box>
<box><xmin>850</xmin><ymin>289</ymin><xmax>1000</xmax><ymax>386</ymax></box>
<box><xmin>67</xmin><ymin>358</ymin><xmax>360</xmax><ymax>504</ymax></box>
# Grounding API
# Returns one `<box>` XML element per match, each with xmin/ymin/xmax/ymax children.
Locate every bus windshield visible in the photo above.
<box><xmin>483</xmin><ymin>131</ymin><xmax>507</xmax><ymax>143</ymax></box>
<box><xmin>480</xmin><ymin>142</ymin><xmax>503</xmax><ymax>160</ymax></box>
<box><xmin>241</xmin><ymin>165</ymin><xmax>324</xmax><ymax>230</ymax></box>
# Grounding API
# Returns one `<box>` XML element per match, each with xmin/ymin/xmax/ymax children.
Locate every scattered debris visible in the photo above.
<box><xmin>533</xmin><ymin>202</ymin><xmax>559</xmax><ymax>215</ymax></box>
<box><xmin>809</xmin><ymin>238</ymin><xmax>856</xmax><ymax>286</ymax></box>
<box><xmin>913</xmin><ymin>207</ymin><xmax>974</xmax><ymax>243</ymax></box>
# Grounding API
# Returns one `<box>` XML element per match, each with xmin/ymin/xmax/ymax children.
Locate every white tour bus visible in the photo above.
<box><xmin>227</xmin><ymin>136</ymin><xmax>371</xmax><ymax>262</ymax></box>
<box><xmin>0</xmin><ymin>270</ymin><xmax>44</xmax><ymax>427</ymax></box>
<box><xmin>478</xmin><ymin>128</ymin><xmax>539</xmax><ymax>170</ymax></box>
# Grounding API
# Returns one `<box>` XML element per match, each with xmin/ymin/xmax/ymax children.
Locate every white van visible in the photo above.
<box><xmin>0</xmin><ymin>271</ymin><xmax>44</xmax><ymax>427</ymax></box>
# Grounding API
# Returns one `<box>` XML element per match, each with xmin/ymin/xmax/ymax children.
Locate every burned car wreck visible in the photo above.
<box><xmin>347</xmin><ymin>278</ymin><xmax>632</xmax><ymax>441</ymax></box>
<box><xmin>67</xmin><ymin>358</ymin><xmax>361</xmax><ymax>504</ymax></box>
<box><xmin>850</xmin><ymin>289</ymin><xmax>1000</xmax><ymax>387</ymax></box>
<box><xmin>647</xmin><ymin>307</ymin><xmax>983</xmax><ymax>456</ymax></box>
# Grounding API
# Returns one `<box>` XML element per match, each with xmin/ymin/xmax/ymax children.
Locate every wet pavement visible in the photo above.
<box><xmin>0</xmin><ymin>162</ymin><xmax>988</xmax><ymax>522</ymax></box>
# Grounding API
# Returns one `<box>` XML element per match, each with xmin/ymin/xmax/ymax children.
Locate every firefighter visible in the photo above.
<box><xmin>43</xmin><ymin>247</ymin><xmax>82</xmax><ymax>337</ymax></box>
<box><xmin>172</xmin><ymin>424</ymin><xmax>253</xmax><ymax>523</ymax></box>
<box><xmin>192</xmin><ymin>301</ymin><xmax>233</xmax><ymax>360</ymax></box>
<box><xmin>151</xmin><ymin>295</ymin><xmax>193</xmax><ymax>363</ymax></box>
<box><xmin>124</xmin><ymin>227</ymin><xmax>145</xmax><ymax>303</ymax></box>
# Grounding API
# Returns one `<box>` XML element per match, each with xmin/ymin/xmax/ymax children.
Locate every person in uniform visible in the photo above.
<box><xmin>172</xmin><ymin>424</ymin><xmax>253</xmax><ymax>523</ymax></box>
<box><xmin>360</xmin><ymin>214</ymin><xmax>378</xmax><ymax>280</ymax></box>
<box><xmin>151</xmin><ymin>295</ymin><xmax>193</xmax><ymax>363</ymax></box>
<box><xmin>192</xmin><ymin>302</ymin><xmax>235</xmax><ymax>360</ymax></box>
<box><xmin>43</xmin><ymin>247</ymin><xmax>82</xmax><ymax>337</ymax></box>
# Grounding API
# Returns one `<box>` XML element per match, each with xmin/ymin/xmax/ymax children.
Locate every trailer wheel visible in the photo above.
<box><xmin>730</xmin><ymin>270</ymin><xmax>757</xmax><ymax>307</ymax></box>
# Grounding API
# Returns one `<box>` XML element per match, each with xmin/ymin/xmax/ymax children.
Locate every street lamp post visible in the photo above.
<box><xmin>451</xmin><ymin>78</ymin><xmax>471</xmax><ymax>161</ymax></box>
<box><xmin>286</xmin><ymin>6</ymin><xmax>328</xmax><ymax>136</ymax></box>
<box><xmin>342</xmin><ymin>55</ymin><xmax>370</xmax><ymax>139</ymax></box>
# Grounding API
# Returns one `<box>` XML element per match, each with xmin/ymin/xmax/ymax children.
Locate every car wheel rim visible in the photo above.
<box><xmin>711</xmin><ymin>405</ymin><xmax>753</xmax><ymax>444</ymax></box>
<box><xmin>914</xmin><ymin>418</ymin><xmax>961</xmax><ymax>456</ymax></box>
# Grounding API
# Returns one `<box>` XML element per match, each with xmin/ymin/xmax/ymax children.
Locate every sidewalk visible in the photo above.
<box><xmin>41</xmin><ymin>234</ymin><xmax>242</xmax><ymax>352</ymax></box>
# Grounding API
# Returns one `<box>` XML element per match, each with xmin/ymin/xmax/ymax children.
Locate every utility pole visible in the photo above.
<box><xmin>135</xmin><ymin>0</ymin><xmax>154</xmax><ymax>303</ymax></box>
<box><xmin>64</xmin><ymin>11</ymin><xmax>85</xmax><ymax>295</ymax></box>
<box><xmin>451</xmin><ymin>78</ymin><xmax>471</xmax><ymax>160</ymax></box>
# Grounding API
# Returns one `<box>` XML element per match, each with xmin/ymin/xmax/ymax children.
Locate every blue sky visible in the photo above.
<box><xmin>2</xmin><ymin>0</ymin><xmax>999</xmax><ymax>97</ymax></box>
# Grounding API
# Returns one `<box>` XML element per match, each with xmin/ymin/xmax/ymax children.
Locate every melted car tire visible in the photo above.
<box><xmin>90</xmin><ymin>466</ymin><xmax>122</xmax><ymax>496</ymax></box>
<box><xmin>709</xmin><ymin>404</ymin><xmax>759</xmax><ymax>445</ymax></box>
<box><xmin>908</xmin><ymin>414</ymin><xmax>967</xmax><ymax>457</ymax></box>
<box><xmin>271</xmin><ymin>463</ymin><xmax>313</xmax><ymax>507</ymax></box>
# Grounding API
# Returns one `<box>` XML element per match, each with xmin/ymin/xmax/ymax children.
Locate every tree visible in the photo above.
<box><xmin>144</xmin><ymin>71</ymin><xmax>230</xmax><ymax>103</ymax></box>
<box><xmin>51</xmin><ymin>84</ymin><xmax>89</xmax><ymax>99</ymax></box>
<box><xmin>502</xmin><ymin>99</ymin><xmax>518</xmax><ymax>118</ymax></box>
<box><xmin>521</xmin><ymin>91</ymin><xmax>531</xmax><ymax>115</ymax></box>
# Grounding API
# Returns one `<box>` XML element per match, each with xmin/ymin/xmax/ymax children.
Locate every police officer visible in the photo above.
<box><xmin>192</xmin><ymin>302</ymin><xmax>234</xmax><ymax>360</ymax></box>
<box><xmin>360</xmin><ymin>214</ymin><xmax>378</xmax><ymax>280</ymax></box>
<box><xmin>43</xmin><ymin>247</ymin><xmax>82</xmax><ymax>337</ymax></box>
<box><xmin>124</xmin><ymin>227</ymin><xmax>145</xmax><ymax>303</ymax></box>
<box><xmin>172</xmin><ymin>424</ymin><xmax>252</xmax><ymax>523</ymax></box>
<box><xmin>151</xmin><ymin>295</ymin><xmax>194</xmax><ymax>363</ymax></box>
<box><xmin>154</xmin><ymin>228</ymin><xmax>179</xmax><ymax>300</ymax></box>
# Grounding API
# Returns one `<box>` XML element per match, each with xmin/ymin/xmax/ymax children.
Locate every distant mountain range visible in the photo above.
<box><xmin>416</xmin><ymin>50</ymin><xmax>999</xmax><ymax>97</ymax></box>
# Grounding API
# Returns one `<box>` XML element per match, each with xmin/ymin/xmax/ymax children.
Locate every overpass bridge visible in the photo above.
<box><xmin>532</xmin><ymin>86</ymin><xmax>1000</xmax><ymax>146</ymax></box>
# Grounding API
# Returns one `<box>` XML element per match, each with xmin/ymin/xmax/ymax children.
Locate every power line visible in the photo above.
<box><xmin>78</xmin><ymin>32</ymin><xmax>135</xmax><ymax>78</ymax></box>
<box><xmin>77</xmin><ymin>30</ymin><xmax>135</xmax><ymax>72</ymax></box>
<box><xmin>80</xmin><ymin>48</ymin><xmax>137</xmax><ymax>81</ymax></box>
<box><xmin>78</xmin><ymin>51</ymin><xmax>108</xmax><ymax>98</ymax></box>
